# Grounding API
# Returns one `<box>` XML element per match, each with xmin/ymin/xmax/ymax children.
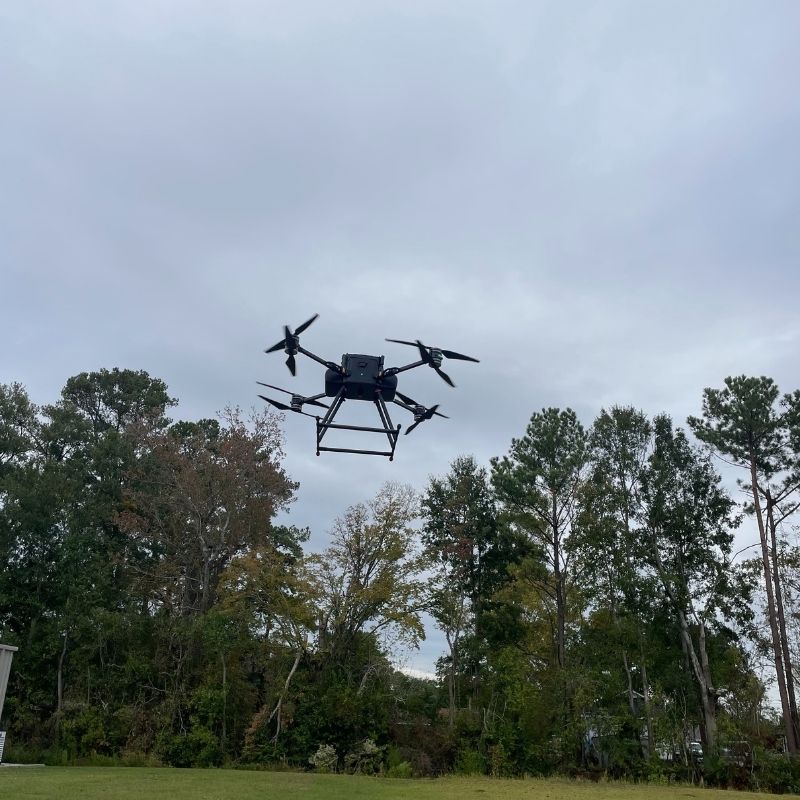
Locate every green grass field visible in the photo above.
<box><xmin>0</xmin><ymin>768</ymin><xmax>793</xmax><ymax>800</ymax></box>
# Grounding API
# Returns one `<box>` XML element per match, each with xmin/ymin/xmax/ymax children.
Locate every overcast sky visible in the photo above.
<box><xmin>2</xmin><ymin>1</ymin><xmax>800</xmax><ymax>675</ymax></box>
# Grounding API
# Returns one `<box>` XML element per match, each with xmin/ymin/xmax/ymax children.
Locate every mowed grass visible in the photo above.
<box><xmin>0</xmin><ymin>768</ymin><xmax>794</xmax><ymax>800</ymax></box>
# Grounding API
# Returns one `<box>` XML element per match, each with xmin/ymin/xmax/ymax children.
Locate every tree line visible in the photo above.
<box><xmin>1</xmin><ymin>369</ymin><xmax>800</xmax><ymax>790</ymax></box>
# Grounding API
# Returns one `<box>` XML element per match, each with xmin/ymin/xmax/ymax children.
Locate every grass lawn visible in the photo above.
<box><xmin>0</xmin><ymin>768</ymin><xmax>793</xmax><ymax>800</ymax></box>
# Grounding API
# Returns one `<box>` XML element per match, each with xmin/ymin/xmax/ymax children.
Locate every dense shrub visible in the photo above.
<box><xmin>344</xmin><ymin>738</ymin><xmax>385</xmax><ymax>774</ymax></box>
<box><xmin>388</xmin><ymin>719</ymin><xmax>455</xmax><ymax>775</ymax></box>
<box><xmin>454</xmin><ymin>748</ymin><xmax>486</xmax><ymax>775</ymax></box>
<box><xmin>308</xmin><ymin>743</ymin><xmax>338</xmax><ymax>773</ymax></box>
<box><xmin>156</xmin><ymin>726</ymin><xmax>223</xmax><ymax>768</ymax></box>
<box><xmin>752</xmin><ymin>752</ymin><xmax>800</xmax><ymax>795</ymax></box>
<box><xmin>386</xmin><ymin>760</ymin><xmax>414</xmax><ymax>778</ymax></box>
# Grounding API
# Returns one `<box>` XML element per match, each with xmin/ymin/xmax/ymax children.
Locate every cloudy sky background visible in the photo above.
<box><xmin>3</xmin><ymin>1</ymin><xmax>800</xmax><ymax>675</ymax></box>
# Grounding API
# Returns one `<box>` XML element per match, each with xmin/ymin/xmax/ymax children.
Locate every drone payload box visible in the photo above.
<box><xmin>325</xmin><ymin>354</ymin><xmax>398</xmax><ymax>402</ymax></box>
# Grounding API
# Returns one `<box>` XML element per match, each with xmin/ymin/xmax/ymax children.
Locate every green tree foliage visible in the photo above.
<box><xmin>0</xmin><ymin>372</ymin><xmax>300</xmax><ymax>762</ymax></box>
<box><xmin>0</xmin><ymin>371</ymin><xmax>792</xmax><ymax>788</ymax></box>
<box><xmin>484</xmin><ymin>409</ymin><xmax>589</xmax><ymax>771</ymax></box>
<box><xmin>640</xmin><ymin>415</ymin><xmax>746</xmax><ymax>755</ymax></box>
<box><xmin>118</xmin><ymin>408</ymin><xmax>295</xmax><ymax>617</ymax></box>
<box><xmin>570</xmin><ymin>406</ymin><xmax>656</xmax><ymax>761</ymax></box>
<box><xmin>0</xmin><ymin>370</ymin><xmax>176</xmax><ymax>746</ymax></box>
<box><xmin>312</xmin><ymin>482</ymin><xmax>425</xmax><ymax>659</ymax></box>
<box><xmin>421</xmin><ymin>456</ymin><xmax>527</xmax><ymax>726</ymax></box>
<box><xmin>689</xmin><ymin>376</ymin><xmax>800</xmax><ymax>753</ymax></box>
<box><xmin>491</xmin><ymin>408</ymin><xmax>588</xmax><ymax>672</ymax></box>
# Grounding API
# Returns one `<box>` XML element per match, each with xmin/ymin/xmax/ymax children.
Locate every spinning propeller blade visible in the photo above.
<box><xmin>386</xmin><ymin>338</ymin><xmax>479</xmax><ymax>363</ymax></box>
<box><xmin>258</xmin><ymin>394</ymin><xmax>290</xmax><ymax>411</ymax></box>
<box><xmin>395</xmin><ymin>390</ymin><xmax>418</xmax><ymax>406</ymax></box>
<box><xmin>440</xmin><ymin>348</ymin><xmax>479</xmax><ymax>363</ymax></box>
<box><xmin>434</xmin><ymin>365</ymin><xmax>455</xmax><ymax>388</ymax></box>
<box><xmin>264</xmin><ymin>314</ymin><xmax>320</xmax><ymax>375</ymax></box>
<box><xmin>294</xmin><ymin>313</ymin><xmax>319</xmax><ymax>335</ymax></box>
<box><xmin>258</xmin><ymin>395</ymin><xmax>318</xmax><ymax>418</ymax></box>
<box><xmin>405</xmin><ymin>418</ymin><xmax>424</xmax><ymax>435</ymax></box>
<box><xmin>414</xmin><ymin>339</ymin><xmax>431</xmax><ymax>363</ymax></box>
<box><xmin>404</xmin><ymin>405</ymin><xmax>445</xmax><ymax>435</ymax></box>
<box><xmin>257</xmin><ymin>381</ymin><xmax>292</xmax><ymax>396</ymax></box>
<box><xmin>385</xmin><ymin>337</ymin><xmax>478</xmax><ymax>386</ymax></box>
<box><xmin>256</xmin><ymin>382</ymin><xmax>329</xmax><ymax>409</ymax></box>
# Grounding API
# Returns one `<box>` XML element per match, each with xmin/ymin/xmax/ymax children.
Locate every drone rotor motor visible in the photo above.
<box><xmin>284</xmin><ymin>331</ymin><xmax>300</xmax><ymax>356</ymax></box>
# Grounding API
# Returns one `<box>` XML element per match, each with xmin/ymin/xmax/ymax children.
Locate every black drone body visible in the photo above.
<box><xmin>325</xmin><ymin>354</ymin><xmax>398</xmax><ymax>401</ymax></box>
<box><xmin>259</xmin><ymin>314</ymin><xmax>477</xmax><ymax>460</ymax></box>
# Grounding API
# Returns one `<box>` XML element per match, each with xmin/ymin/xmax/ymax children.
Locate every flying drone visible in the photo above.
<box><xmin>258</xmin><ymin>314</ymin><xmax>478</xmax><ymax>460</ymax></box>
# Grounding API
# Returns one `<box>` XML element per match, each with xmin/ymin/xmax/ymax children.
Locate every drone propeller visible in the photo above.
<box><xmin>385</xmin><ymin>338</ymin><xmax>478</xmax><ymax>387</ymax></box>
<box><xmin>386</xmin><ymin>339</ymin><xmax>479</xmax><ymax>363</ymax></box>
<box><xmin>265</xmin><ymin>314</ymin><xmax>320</xmax><ymax>376</ymax></box>
<box><xmin>405</xmin><ymin>404</ymin><xmax>446</xmax><ymax>435</ymax></box>
<box><xmin>394</xmin><ymin>391</ymin><xmax>449</xmax><ymax>435</ymax></box>
<box><xmin>258</xmin><ymin>394</ymin><xmax>318</xmax><ymax>418</ymax></box>
<box><xmin>256</xmin><ymin>382</ymin><xmax>329</xmax><ymax>409</ymax></box>
<box><xmin>395</xmin><ymin>391</ymin><xmax>449</xmax><ymax>420</ymax></box>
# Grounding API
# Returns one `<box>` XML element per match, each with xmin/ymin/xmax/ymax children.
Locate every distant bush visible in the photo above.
<box><xmin>389</xmin><ymin>719</ymin><xmax>455</xmax><ymax>775</ymax></box>
<box><xmin>386</xmin><ymin>760</ymin><xmax>414</xmax><ymax>778</ymax></box>
<box><xmin>118</xmin><ymin>750</ymin><xmax>162</xmax><ymax>767</ymax></box>
<box><xmin>344</xmin><ymin>738</ymin><xmax>384</xmax><ymax>774</ymax></box>
<box><xmin>156</xmin><ymin>726</ymin><xmax>222</xmax><ymax>768</ymax></box>
<box><xmin>454</xmin><ymin>748</ymin><xmax>486</xmax><ymax>776</ymax></box>
<box><xmin>751</xmin><ymin>751</ymin><xmax>800</xmax><ymax>795</ymax></box>
<box><xmin>308</xmin><ymin>743</ymin><xmax>338</xmax><ymax>773</ymax></box>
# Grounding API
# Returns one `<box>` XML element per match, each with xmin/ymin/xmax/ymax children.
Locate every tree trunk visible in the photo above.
<box><xmin>640</xmin><ymin>636</ymin><xmax>654</xmax><ymax>759</ymax></box>
<box><xmin>696</xmin><ymin>617</ymin><xmax>717</xmax><ymax>756</ymax></box>
<box><xmin>269</xmin><ymin>652</ymin><xmax>302</xmax><ymax>743</ymax></box>
<box><xmin>552</xmin><ymin>494</ymin><xmax>566</xmax><ymax>671</ymax></box>
<box><xmin>446</xmin><ymin>632</ymin><xmax>457</xmax><ymax>728</ymax></box>
<box><xmin>677</xmin><ymin>610</ymin><xmax>716</xmax><ymax>755</ymax></box>
<box><xmin>650</xmin><ymin>530</ymin><xmax>717</xmax><ymax>754</ymax></box>
<box><xmin>54</xmin><ymin>630</ymin><xmax>68</xmax><ymax>740</ymax></box>
<box><xmin>220</xmin><ymin>652</ymin><xmax>227</xmax><ymax>753</ymax></box>
<box><xmin>57</xmin><ymin>630</ymin><xmax>68</xmax><ymax>714</ymax></box>
<box><xmin>767</xmin><ymin>498</ymin><xmax>800</xmax><ymax>744</ymax></box>
<box><xmin>555</xmin><ymin>574</ymin><xmax>566</xmax><ymax>670</ymax></box>
<box><xmin>622</xmin><ymin>650</ymin><xmax>636</xmax><ymax>717</ymax></box>
<box><xmin>201</xmin><ymin>546</ymin><xmax>212</xmax><ymax>614</ymax></box>
<box><xmin>750</xmin><ymin>458</ymin><xmax>797</xmax><ymax>752</ymax></box>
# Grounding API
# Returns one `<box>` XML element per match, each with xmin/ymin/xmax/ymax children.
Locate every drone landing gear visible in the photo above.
<box><xmin>316</xmin><ymin>389</ymin><xmax>401</xmax><ymax>460</ymax></box>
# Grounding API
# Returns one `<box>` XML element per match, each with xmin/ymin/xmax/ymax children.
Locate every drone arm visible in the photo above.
<box><xmin>304</xmin><ymin>392</ymin><xmax>328</xmax><ymax>403</ymax></box>
<box><xmin>381</xmin><ymin>360</ymin><xmax>426</xmax><ymax>377</ymax></box>
<box><xmin>297</xmin><ymin>345</ymin><xmax>343</xmax><ymax>373</ymax></box>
